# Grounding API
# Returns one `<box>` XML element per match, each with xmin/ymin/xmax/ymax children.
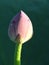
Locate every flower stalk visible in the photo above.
<box><xmin>14</xmin><ymin>43</ymin><xmax>22</xmax><ymax>65</ymax></box>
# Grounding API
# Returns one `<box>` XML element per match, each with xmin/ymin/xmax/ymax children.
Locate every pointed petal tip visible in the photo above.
<box><xmin>20</xmin><ymin>10</ymin><xmax>23</xmax><ymax>13</ymax></box>
<box><xmin>20</xmin><ymin>10</ymin><xmax>25</xmax><ymax>14</ymax></box>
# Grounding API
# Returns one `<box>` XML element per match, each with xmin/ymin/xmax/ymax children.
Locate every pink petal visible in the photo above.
<box><xmin>8</xmin><ymin>10</ymin><xmax>33</xmax><ymax>43</ymax></box>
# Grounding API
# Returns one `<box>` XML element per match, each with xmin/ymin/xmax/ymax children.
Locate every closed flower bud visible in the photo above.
<box><xmin>8</xmin><ymin>10</ymin><xmax>33</xmax><ymax>44</ymax></box>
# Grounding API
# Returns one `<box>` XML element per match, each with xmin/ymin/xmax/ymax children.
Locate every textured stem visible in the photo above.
<box><xmin>14</xmin><ymin>43</ymin><xmax>22</xmax><ymax>65</ymax></box>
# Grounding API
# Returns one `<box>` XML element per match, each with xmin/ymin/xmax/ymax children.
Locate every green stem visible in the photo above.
<box><xmin>14</xmin><ymin>43</ymin><xmax>22</xmax><ymax>65</ymax></box>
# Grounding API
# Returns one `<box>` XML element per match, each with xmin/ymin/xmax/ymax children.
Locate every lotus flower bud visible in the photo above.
<box><xmin>8</xmin><ymin>10</ymin><xmax>33</xmax><ymax>44</ymax></box>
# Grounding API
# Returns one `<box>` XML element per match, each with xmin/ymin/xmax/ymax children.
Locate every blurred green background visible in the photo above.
<box><xmin>0</xmin><ymin>0</ymin><xmax>49</xmax><ymax>65</ymax></box>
